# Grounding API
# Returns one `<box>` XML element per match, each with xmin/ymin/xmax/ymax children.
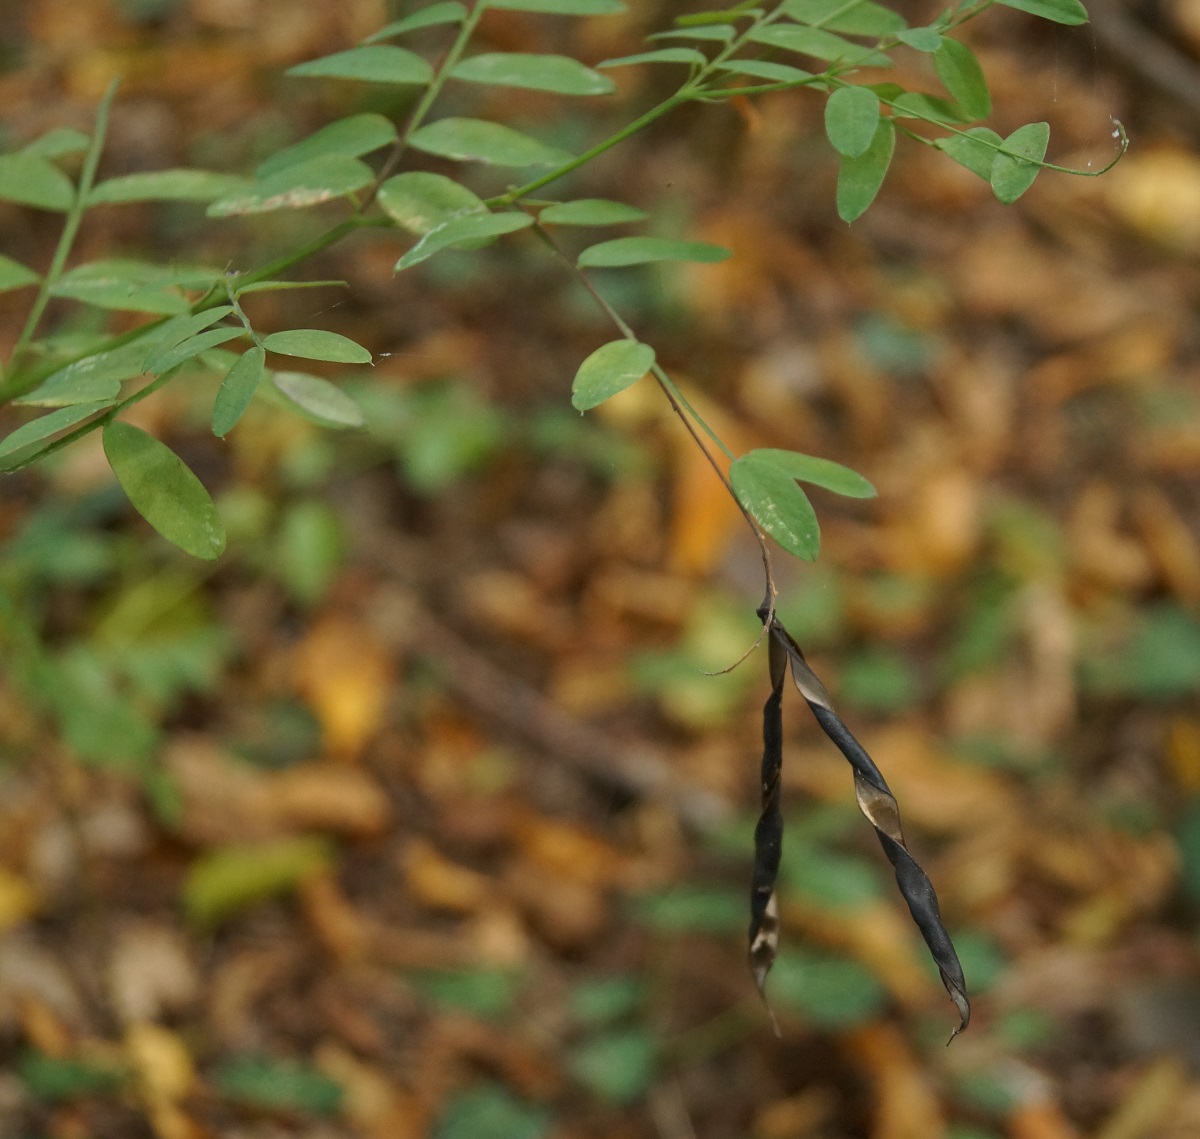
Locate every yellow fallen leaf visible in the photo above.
<box><xmin>0</xmin><ymin>866</ymin><xmax>37</xmax><ymax>935</ymax></box>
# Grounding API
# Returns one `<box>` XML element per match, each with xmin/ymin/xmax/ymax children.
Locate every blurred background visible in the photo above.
<box><xmin>3</xmin><ymin>1</ymin><xmax>1200</xmax><ymax>1136</ymax></box>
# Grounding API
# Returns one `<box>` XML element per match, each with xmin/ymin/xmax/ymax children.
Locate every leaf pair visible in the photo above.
<box><xmin>749</xmin><ymin>612</ymin><xmax>971</xmax><ymax>1040</ymax></box>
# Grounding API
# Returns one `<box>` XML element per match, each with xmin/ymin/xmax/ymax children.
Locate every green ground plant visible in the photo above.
<box><xmin>0</xmin><ymin>0</ymin><xmax>1124</xmax><ymax>1036</ymax></box>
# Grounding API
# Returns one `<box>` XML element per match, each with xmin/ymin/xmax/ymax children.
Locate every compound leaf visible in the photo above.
<box><xmin>731</xmin><ymin>453</ymin><xmax>821</xmax><ymax>560</ymax></box>
<box><xmin>599</xmin><ymin>48</ymin><xmax>707</xmax><ymax>67</ymax></box>
<box><xmin>0</xmin><ymin>255</ymin><xmax>40</xmax><ymax>292</ymax></box>
<box><xmin>0</xmin><ymin>402</ymin><xmax>114</xmax><ymax>467</ymax></box>
<box><xmin>933</xmin><ymin>37</ymin><xmax>991</xmax><ymax>120</ymax></box>
<box><xmin>745</xmin><ymin>448</ymin><xmax>876</xmax><ymax>498</ymax></box>
<box><xmin>936</xmin><ymin>126</ymin><xmax>1004</xmax><ymax>180</ymax></box>
<box><xmin>378</xmin><ymin>171</ymin><xmax>487</xmax><ymax>234</ymax></box>
<box><xmin>207</xmin><ymin>155</ymin><xmax>374</xmax><ymax>217</ymax></box>
<box><xmin>363</xmin><ymin>2</ymin><xmax>467</xmax><ymax>41</ymax></box>
<box><xmin>88</xmin><ymin>169</ymin><xmax>250</xmax><ymax>204</ymax></box>
<box><xmin>256</xmin><ymin>114</ymin><xmax>398</xmax><ymax>180</ymax></box>
<box><xmin>396</xmin><ymin>212</ymin><xmax>534</xmax><ymax>269</ymax></box>
<box><xmin>998</xmin><ymin>0</ymin><xmax>1088</xmax><ymax>23</ymax></box>
<box><xmin>212</xmin><ymin>347</ymin><xmax>266</xmax><ymax>437</ymax></box>
<box><xmin>271</xmin><ymin>372</ymin><xmax>365</xmax><ymax>429</ymax></box>
<box><xmin>0</xmin><ymin>153</ymin><xmax>75</xmax><ymax>211</ymax></box>
<box><xmin>103</xmin><ymin>420</ymin><xmax>226</xmax><ymax>559</ymax></box>
<box><xmin>539</xmin><ymin>198</ymin><xmax>646</xmax><ymax>225</ymax></box>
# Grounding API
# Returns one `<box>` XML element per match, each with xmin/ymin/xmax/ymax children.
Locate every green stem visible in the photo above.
<box><xmin>4</xmin><ymin>79</ymin><xmax>119</xmax><ymax>387</ymax></box>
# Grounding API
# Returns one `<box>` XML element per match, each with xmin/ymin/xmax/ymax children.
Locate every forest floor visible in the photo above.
<box><xmin>3</xmin><ymin>2</ymin><xmax>1200</xmax><ymax>1137</ymax></box>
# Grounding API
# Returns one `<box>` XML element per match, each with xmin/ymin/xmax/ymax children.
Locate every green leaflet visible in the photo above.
<box><xmin>825</xmin><ymin>86</ymin><xmax>881</xmax><ymax>158</ymax></box>
<box><xmin>740</xmin><ymin>448</ymin><xmax>876</xmax><ymax>498</ymax></box>
<box><xmin>286</xmin><ymin>44</ymin><xmax>433</xmax><ymax>85</ymax></box>
<box><xmin>408</xmin><ymin>119</ymin><xmax>573</xmax><ymax>167</ymax></box>
<box><xmin>396</xmin><ymin>212</ymin><xmax>534</xmax><ymax>269</ymax></box>
<box><xmin>933</xmin><ymin>37</ymin><xmax>992</xmax><ymax>121</ymax></box>
<box><xmin>207</xmin><ymin>155</ymin><xmax>375</xmax><ymax>217</ymax></box>
<box><xmin>715</xmin><ymin>60</ymin><xmax>815</xmax><ymax>83</ymax></box>
<box><xmin>538</xmin><ymin>199</ymin><xmax>646</xmax><ymax>226</ymax></box>
<box><xmin>571</xmin><ymin>340</ymin><xmax>655</xmax><ymax>410</ymax></box>
<box><xmin>599</xmin><ymin>48</ymin><xmax>708</xmax><ymax>67</ymax></box>
<box><xmin>896</xmin><ymin>26</ymin><xmax>942</xmax><ymax>51</ymax></box>
<box><xmin>14</xmin><ymin>338</ymin><xmax>157</xmax><ymax>407</ymax></box>
<box><xmin>730</xmin><ymin>454</ymin><xmax>821</xmax><ymax>561</ymax></box>
<box><xmin>0</xmin><ymin>153</ymin><xmax>75</xmax><ymax>211</ymax></box>
<box><xmin>102</xmin><ymin>420</ymin><xmax>227</xmax><ymax>560</ymax></box>
<box><xmin>377</xmin><ymin>172</ymin><xmax>487</xmax><ymax>235</ymax></box>
<box><xmin>748</xmin><ymin>24</ymin><xmax>889</xmax><ymax>65</ymax></box>
<box><xmin>0</xmin><ymin>255</ymin><xmax>40</xmax><ymax>292</ymax></box>
<box><xmin>262</xmin><ymin>329</ymin><xmax>372</xmax><ymax>364</ymax></box>
<box><xmin>212</xmin><ymin>347</ymin><xmax>266</xmax><ymax>437</ymax></box>
<box><xmin>255</xmin><ymin>114</ymin><xmax>398</xmax><ymax>180</ymax></box>
<box><xmin>648</xmin><ymin>25</ymin><xmax>736</xmax><ymax>42</ymax></box>
<box><xmin>781</xmin><ymin>0</ymin><xmax>905</xmax><ymax>35</ymax></box>
<box><xmin>836</xmin><ymin>116</ymin><xmax>895</xmax><ymax>223</ymax></box>
<box><xmin>144</xmin><ymin>328</ymin><xmax>246</xmax><ymax>375</ymax></box>
<box><xmin>936</xmin><ymin>127</ymin><xmax>1005</xmax><ymax>180</ymax></box>
<box><xmin>363</xmin><ymin>2</ymin><xmax>467</xmax><ymax>42</ymax></box>
<box><xmin>486</xmin><ymin>0</ymin><xmax>625</xmax><ymax>12</ymax></box>
<box><xmin>450</xmin><ymin>53</ymin><xmax>615</xmax><ymax>95</ymax></box>
<box><xmin>271</xmin><ymin>372</ymin><xmax>366</xmax><ymax>429</ymax></box>
<box><xmin>143</xmin><ymin>306</ymin><xmax>235</xmax><ymax>369</ymax></box>
<box><xmin>998</xmin><ymin>0</ymin><xmax>1088</xmax><ymax>23</ymax></box>
<box><xmin>0</xmin><ymin>402</ymin><xmax>115</xmax><ymax>468</ymax></box>
<box><xmin>88</xmin><ymin>169</ymin><xmax>251</xmax><ymax>204</ymax></box>
<box><xmin>577</xmin><ymin>237</ymin><xmax>731</xmax><ymax>268</ymax></box>
<box><xmin>990</xmin><ymin>122</ymin><xmax>1050</xmax><ymax>203</ymax></box>
<box><xmin>21</xmin><ymin>128</ymin><xmax>90</xmax><ymax>159</ymax></box>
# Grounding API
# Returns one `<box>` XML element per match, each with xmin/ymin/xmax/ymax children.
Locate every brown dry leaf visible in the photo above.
<box><xmin>511</xmin><ymin>810</ymin><xmax>632</xmax><ymax>889</ymax></box>
<box><xmin>753</xmin><ymin>1089</ymin><xmax>834</xmax><ymax>1139</ymax></box>
<box><xmin>1165</xmin><ymin>717</ymin><xmax>1200</xmax><ymax>792</ymax></box>
<box><xmin>294</xmin><ymin>615</ymin><xmax>394</xmax><ymax>763</ymax></box>
<box><xmin>1103</xmin><ymin>147</ymin><xmax>1200</xmax><ymax>251</ymax></box>
<box><xmin>1068</xmin><ymin>482</ymin><xmax>1155</xmax><ymax>592</ymax></box>
<box><xmin>0</xmin><ymin>867</ymin><xmax>37</xmax><ymax>935</ymax></box>
<box><xmin>401</xmin><ymin>838</ymin><xmax>490</xmax><ymax>915</ymax></box>
<box><xmin>299</xmin><ymin>872</ymin><xmax>370</xmax><ymax>961</ymax></box>
<box><xmin>1131</xmin><ymin>488</ymin><xmax>1200</xmax><ymax>603</ymax></box>
<box><xmin>167</xmin><ymin>736</ymin><xmax>389</xmax><ymax>843</ymax></box>
<box><xmin>504</xmin><ymin>858</ymin><xmax>609</xmax><ymax>952</ymax></box>
<box><xmin>108</xmin><ymin>923</ymin><xmax>198</xmax><ymax>1025</ymax></box>
<box><xmin>1008</xmin><ymin>1100</ymin><xmax>1083</xmax><ymax>1139</ymax></box>
<box><xmin>316</xmin><ymin>1041</ymin><xmax>425</xmax><ymax>1139</ymax></box>
<box><xmin>842</xmin><ymin>1023</ymin><xmax>945</xmax><ymax>1139</ymax></box>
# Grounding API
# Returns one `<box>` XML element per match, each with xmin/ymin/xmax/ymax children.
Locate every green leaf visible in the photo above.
<box><xmin>571</xmin><ymin>339</ymin><xmax>655</xmax><ymax>411</ymax></box>
<box><xmin>631</xmin><ymin>885</ymin><xmax>744</xmax><ymax>932</ymax></box>
<box><xmin>49</xmin><ymin>260</ymin><xmax>203</xmax><ymax>315</ymax></box>
<box><xmin>88</xmin><ymin>169</ymin><xmax>250</xmax><ymax>204</ymax></box>
<box><xmin>768</xmin><ymin>948</ymin><xmax>888</xmax><ymax>1028</ymax></box>
<box><xmin>748</xmin><ymin>23</ymin><xmax>889</xmax><ymax>65</ymax></box>
<box><xmin>451</xmin><ymin>52</ymin><xmax>615</xmax><ymax>95</ymax></box>
<box><xmin>145</xmin><ymin>327</ymin><xmax>245</xmax><ymax>375</ymax></box>
<box><xmin>286</xmin><ymin>44</ymin><xmax>433</xmax><ymax>84</ymax></box>
<box><xmin>896</xmin><ymin>26</ymin><xmax>943</xmax><ymax>51</ymax></box>
<box><xmin>577</xmin><ymin>236</ymin><xmax>731</xmax><ymax>268</ymax></box>
<box><xmin>0</xmin><ymin>402</ymin><xmax>114</xmax><ymax>467</ymax></box>
<box><xmin>408</xmin><ymin>118</ymin><xmax>573</xmax><ymax>166</ymax></box>
<box><xmin>0</xmin><ymin>254</ymin><xmax>39</xmax><ymax>292</ymax></box>
<box><xmin>730</xmin><ymin>452</ymin><xmax>821</xmax><ymax>560</ymax></box>
<box><xmin>1082</xmin><ymin>603</ymin><xmax>1200</xmax><ymax>698</ymax></box>
<box><xmin>20</xmin><ymin>127</ymin><xmax>91</xmax><ymax>159</ymax></box>
<box><xmin>569</xmin><ymin>975</ymin><xmax>644</xmax><ymax>1026</ymax></box>
<box><xmin>836</xmin><ymin>116</ymin><xmax>895</xmax><ymax>223</ymax></box>
<box><xmin>255</xmin><ymin>113</ymin><xmax>398</xmax><ymax>179</ymax></box>
<box><xmin>890</xmin><ymin>91</ymin><xmax>970</xmax><ymax>123</ymax></box>
<box><xmin>14</xmin><ymin>338</ymin><xmax>154</xmax><ymax>407</ymax></box>
<box><xmin>363</xmin><ymin>2</ymin><xmax>467</xmax><ymax>41</ymax></box>
<box><xmin>0</xmin><ymin>153</ymin><xmax>75</xmax><ymax>211</ymax></box>
<box><xmin>412</xmin><ymin>970</ymin><xmax>521</xmax><ymax>1019</ymax></box>
<box><xmin>782</xmin><ymin>0</ymin><xmax>905</xmax><ymax>35</ymax></box>
<box><xmin>599</xmin><ymin>48</ymin><xmax>708</xmax><ymax>67</ymax></box>
<box><xmin>215</xmin><ymin>1055</ymin><xmax>342</xmax><ymax>1116</ymax></box>
<box><xmin>102</xmin><ymin>420</ymin><xmax>227</xmax><ymax>559</ymax></box>
<box><xmin>825</xmin><ymin>85</ymin><xmax>881</xmax><ymax>158</ymax></box>
<box><xmin>184</xmin><ymin>835</ymin><xmax>331</xmax><ymax>925</ymax></box>
<box><xmin>677</xmin><ymin>3</ymin><xmax>763</xmax><ymax>24</ymax></box>
<box><xmin>396</xmin><ymin>211</ymin><xmax>534</xmax><ymax>269</ymax></box>
<box><xmin>262</xmin><ymin>329</ymin><xmax>372</xmax><ymax>363</ymax></box>
<box><xmin>207</xmin><ymin>155</ymin><xmax>375</xmax><ymax>217</ymax></box>
<box><xmin>569</xmin><ymin>1030</ymin><xmax>656</xmax><ymax>1105</ymax></box>
<box><xmin>271</xmin><ymin>371</ymin><xmax>366</xmax><ymax>429</ymax></box>
<box><xmin>18</xmin><ymin>1051</ymin><xmax>124</xmax><ymax>1103</ymax></box>
<box><xmin>936</xmin><ymin>126</ymin><xmax>1005</xmax><ymax>180</ymax></box>
<box><xmin>212</xmin><ymin>347</ymin><xmax>265</xmax><ymax>437</ymax></box>
<box><xmin>434</xmin><ymin>1084</ymin><xmax>550</xmax><ymax>1139</ymax></box>
<box><xmin>990</xmin><ymin>122</ymin><xmax>1049</xmax><ymax>203</ymax></box>
<box><xmin>998</xmin><ymin>0</ymin><xmax>1088</xmax><ymax>24</ymax></box>
<box><xmin>648</xmin><ymin>25</ymin><xmax>736</xmax><ymax>42</ymax></box>
<box><xmin>276</xmin><ymin>499</ymin><xmax>344</xmax><ymax>605</ymax></box>
<box><xmin>741</xmin><ymin>448</ymin><xmax>876</xmax><ymax>497</ymax></box>
<box><xmin>378</xmin><ymin>171</ymin><xmax>486</xmax><ymax>235</ymax></box>
<box><xmin>714</xmin><ymin>59</ymin><xmax>815</xmax><ymax>83</ymax></box>
<box><xmin>539</xmin><ymin>198</ymin><xmax>646</xmax><ymax>225</ymax></box>
<box><xmin>487</xmin><ymin>0</ymin><xmax>624</xmax><ymax>11</ymax></box>
<box><xmin>933</xmin><ymin>37</ymin><xmax>992</xmax><ymax>120</ymax></box>
<box><xmin>143</xmin><ymin>306</ymin><xmax>235</xmax><ymax>367</ymax></box>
